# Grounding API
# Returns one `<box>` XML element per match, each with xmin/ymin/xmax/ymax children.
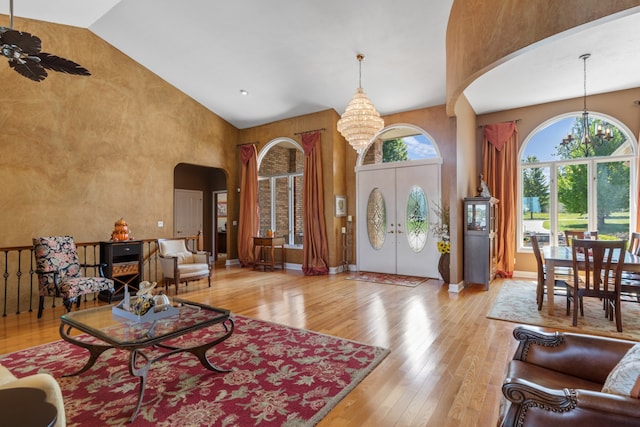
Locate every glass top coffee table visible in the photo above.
<box><xmin>59</xmin><ymin>298</ymin><xmax>234</xmax><ymax>422</ymax></box>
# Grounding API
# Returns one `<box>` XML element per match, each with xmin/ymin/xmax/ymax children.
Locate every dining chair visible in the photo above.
<box><xmin>620</xmin><ymin>231</ymin><xmax>640</xmax><ymax>302</ymax></box>
<box><xmin>629</xmin><ymin>231</ymin><xmax>640</xmax><ymax>256</ymax></box>
<box><xmin>530</xmin><ymin>234</ymin><xmax>569</xmax><ymax>311</ymax></box>
<box><xmin>563</xmin><ymin>230</ymin><xmax>598</xmax><ymax>246</ymax></box>
<box><xmin>566</xmin><ymin>238</ymin><xmax>626</xmax><ymax>332</ymax></box>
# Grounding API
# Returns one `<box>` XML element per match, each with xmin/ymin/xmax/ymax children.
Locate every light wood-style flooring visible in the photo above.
<box><xmin>0</xmin><ymin>266</ymin><xmax>521</xmax><ymax>427</ymax></box>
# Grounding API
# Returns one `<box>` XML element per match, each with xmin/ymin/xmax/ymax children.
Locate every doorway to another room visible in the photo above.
<box><xmin>173</xmin><ymin>164</ymin><xmax>227</xmax><ymax>262</ymax></box>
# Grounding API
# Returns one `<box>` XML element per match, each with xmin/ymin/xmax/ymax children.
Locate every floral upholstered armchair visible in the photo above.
<box><xmin>157</xmin><ymin>238</ymin><xmax>212</xmax><ymax>294</ymax></box>
<box><xmin>32</xmin><ymin>236</ymin><xmax>114</xmax><ymax>318</ymax></box>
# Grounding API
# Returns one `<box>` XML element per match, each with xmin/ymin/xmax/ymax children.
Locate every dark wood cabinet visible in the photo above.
<box><xmin>217</xmin><ymin>231</ymin><xmax>227</xmax><ymax>254</ymax></box>
<box><xmin>463</xmin><ymin>197</ymin><xmax>498</xmax><ymax>290</ymax></box>
<box><xmin>99</xmin><ymin>240</ymin><xmax>143</xmax><ymax>301</ymax></box>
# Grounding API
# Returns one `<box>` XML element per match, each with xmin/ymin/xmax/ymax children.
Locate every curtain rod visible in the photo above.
<box><xmin>236</xmin><ymin>142</ymin><xmax>258</xmax><ymax>147</ymax></box>
<box><xmin>477</xmin><ymin>119</ymin><xmax>521</xmax><ymax>129</ymax></box>
<box><xmin>293</xmin><ymin>127</ymin><xmax>326</xmax><ymax>136</ymax></box>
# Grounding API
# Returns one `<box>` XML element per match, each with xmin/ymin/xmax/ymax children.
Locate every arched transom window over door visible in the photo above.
<box><xmin>519</xmin><ymin>113</ymin><xmax>637</xmax><ymax>250</ymax></box>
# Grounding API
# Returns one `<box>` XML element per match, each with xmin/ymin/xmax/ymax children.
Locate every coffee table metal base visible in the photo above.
<box><xmin>59</xmin><ymin>317</ymin><xmax>235</xmax><ymax>422</ymax></box>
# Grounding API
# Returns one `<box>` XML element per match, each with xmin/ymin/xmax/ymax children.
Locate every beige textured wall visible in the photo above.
<box><xmin>453</xmin><ymin>95</ymin><xmax>477</xmax><ymax>285</ymax></box>
<box><xmin>446</xmin><ymin>0</ymin><xmax>640</xmax><ymax>115</ymax></box>
<box><xmin>0</xmin><ymin>18</ymin><xmax>239</xmax><ymax>247</ymax></box>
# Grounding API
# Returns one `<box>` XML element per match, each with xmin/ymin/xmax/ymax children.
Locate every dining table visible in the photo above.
<box><xmin>542</xmin><ymin>245</ymin><xmax>640</xmax><ymax>315</ymax></box>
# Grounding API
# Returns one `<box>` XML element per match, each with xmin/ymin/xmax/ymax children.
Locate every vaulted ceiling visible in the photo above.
<box><xmin>2</xmin><ymin>1</ymin><xmax>640</xmax><ymax>129</ymax></box>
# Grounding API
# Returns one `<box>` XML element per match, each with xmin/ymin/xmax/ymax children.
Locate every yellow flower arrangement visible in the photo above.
<box><xmin>437</xmin><ymin>240</ymin><xmax>451</xmax><ymax>254</ymax></box>
<box><xmin>431</xmin><ymin>202</ymin><xmax>450</xmax><ymax>254</ymax></box>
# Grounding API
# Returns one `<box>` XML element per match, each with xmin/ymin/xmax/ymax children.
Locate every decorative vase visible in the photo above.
<box><xmin>438</xmin><ymin>252</ymin><xmax>450</xmax><ymax>283</ymax></box>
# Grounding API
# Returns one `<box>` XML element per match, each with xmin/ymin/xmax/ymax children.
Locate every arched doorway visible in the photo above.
<box><xmin>174</xmin><ymin>163</ymin><xmax>227</xmax><ymax>258</ymax></box>
<box><xmin>355</xmin><ymin>124</ymin><xmax>443</xmax><ymax>277</ymax></box>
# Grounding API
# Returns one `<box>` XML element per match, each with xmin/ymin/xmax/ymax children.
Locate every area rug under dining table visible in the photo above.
<box><xmin>0</xmin><ymin>315</ymin><xmax>389</xmax><ymax>426</ymax></box>
<box><xmin>487</xmin><ymin>279</ymin><xmax>640</xmax><ymax>341</ymax></box>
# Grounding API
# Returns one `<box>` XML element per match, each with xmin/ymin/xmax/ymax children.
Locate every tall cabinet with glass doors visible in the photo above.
<box><xmin>464</xmin><ymin>197</ymin><xmax>498</xmax><ymax>290</ymax></box>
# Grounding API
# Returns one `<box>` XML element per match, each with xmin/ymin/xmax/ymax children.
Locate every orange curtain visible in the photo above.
<box><xmin>301</xmin><ymin>131</ymin><xmax>329</xmax><ymax>275</ymax></box>
<box><xmin>483</xmin><ymin>122</ymin><xmax>518</xmax><ymax>277</ymax></box>
<box><xmin>637</xmin><ymin>130</ymin><xmax>640</xmax><ymax>231</ymax></box>
<box><xmin>238</xmin><ymin>144</ymin><xmax>259</xmax><ymax>267</ymax></box>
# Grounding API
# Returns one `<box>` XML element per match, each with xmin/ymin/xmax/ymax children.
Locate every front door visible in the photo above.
<box><xmin>356</xmin><ymin>160</ymin><xmax>441</xmax><ymax>277</ymax></box>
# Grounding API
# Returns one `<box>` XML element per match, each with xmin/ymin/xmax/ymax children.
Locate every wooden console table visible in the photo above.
<box><xmin>253</xmin><ymin>236</ymin><xmax>286</xmax><ymax>271</ymax></box>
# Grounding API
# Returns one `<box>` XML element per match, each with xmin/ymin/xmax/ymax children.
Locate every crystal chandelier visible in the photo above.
<box><xmin>560</xmin><ymin>53</ymin><xmax>612</xmax><ymax>156</ymax></box>
<box><xmin>337</xmin><ymin>54</ymin><xmax>384</xmax><ymax>154</ymax></box>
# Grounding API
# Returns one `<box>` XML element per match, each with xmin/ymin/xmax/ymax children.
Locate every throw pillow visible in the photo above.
<box><xmin>602</xmin><ymin>344</ymin><xmax>640</xmax><ymax>398</ymax></box>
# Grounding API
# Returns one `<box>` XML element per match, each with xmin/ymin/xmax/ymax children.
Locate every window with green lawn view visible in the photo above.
<box><xmin>520</xmin><ymin>114</ymin><xmax>636</xmax><ymax>249</ymax></box>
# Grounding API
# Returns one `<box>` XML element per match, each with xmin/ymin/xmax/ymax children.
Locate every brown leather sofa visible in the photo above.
<box><xmin>498</xmin><ymin>326</ymin><xmax>640</xmax><ymax>427</ymax></box>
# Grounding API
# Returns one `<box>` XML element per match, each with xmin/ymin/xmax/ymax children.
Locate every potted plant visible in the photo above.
<box><xmin>431</xmin><ymin>202</ymin><xmax>450</xmax><ymax>283</ymax></box>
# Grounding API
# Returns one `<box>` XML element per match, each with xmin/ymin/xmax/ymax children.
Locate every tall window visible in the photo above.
<box><xmin>258</xmin><ymin>139</ymin><xmax>304</xmax><ymax>246</ymax></box>
<box><xmin>520</xmin><ymin>115</ymin><xmax>636</xmax><ymax>249</ymax></box>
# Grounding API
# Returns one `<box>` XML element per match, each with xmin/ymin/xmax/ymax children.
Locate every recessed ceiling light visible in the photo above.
<box><xmin>240</xmin><ymin>89</ymin><xmax>248</xmax><ymax>96</ymax></box>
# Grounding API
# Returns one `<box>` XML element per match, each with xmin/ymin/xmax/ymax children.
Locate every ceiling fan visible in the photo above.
<box><xmin>0</xmin><ymin>0</ymin><xmax>90</xmax><ymax>81</ymax></box>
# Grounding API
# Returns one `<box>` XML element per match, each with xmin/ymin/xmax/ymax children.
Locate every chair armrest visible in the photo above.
<box><xmin>512</xmin><ymin>327</ymin><xmax>634</xmax><ymax>383</ymax></box>
<box><xmin>158</xmin><ymin>255</ymin><xmax>178</xmax><ymax>279</ymax></box>
<box><xmin>502</xmin><ymin>378</ymin><xmax>640</xmax><ymax>425</ymax></box>
<box><xmin>192</xmin><ymin>251</ymin><xmax>210</xmax><ymax>265</ymax></box>
<box><xmin>79</xmin><ymin>262</ymin><xmax>109</xmax><ymax>277</ymax></box>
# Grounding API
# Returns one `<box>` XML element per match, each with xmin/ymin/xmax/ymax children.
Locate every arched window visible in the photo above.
<box><xmin>361</xmin><ymin>124</ymin><xmax>440</xmax><ymax>166</ymax></box>
<box><xmin>257</xmin><ymin>138</ymin><xmax>304</xmax><ymax>246</ymax></box>
<box><xmin>519</xmin><ymin>113</ymin><xmax>637</xmax><ymax>250</ymax></box>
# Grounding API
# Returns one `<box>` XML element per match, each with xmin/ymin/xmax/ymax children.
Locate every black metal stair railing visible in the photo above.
<box><xmin>0</xmin><ymin>238</ymin><xmax>170</xmax><ymax>317</ymax></box>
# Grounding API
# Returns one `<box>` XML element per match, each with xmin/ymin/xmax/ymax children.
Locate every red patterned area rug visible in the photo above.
<box><xmin>0</xmin><ymin>316</ymin><xmax>389</xmax><ymax>426</ymax></box>
<box><xmin>346</xmin><ymin>271</ymin><xmax>429</xmax><ymax>287</ymax></box>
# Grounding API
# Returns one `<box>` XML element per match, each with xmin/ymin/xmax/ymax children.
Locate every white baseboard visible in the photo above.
<box><xmin>448</xmin><ymin>281</ymin><xmax>465</xmax><ymax>293</ymax></box>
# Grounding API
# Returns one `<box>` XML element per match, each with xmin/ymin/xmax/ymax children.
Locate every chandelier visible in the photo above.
<box><xmin>337</xmin><ymin>54</ymin><xmax>384</xmax><ymax>154</ymax></box>
<box><xmin>560</xmin><ymin>53</ymin><xmax>611</xmax><ymax>156</ymax></box>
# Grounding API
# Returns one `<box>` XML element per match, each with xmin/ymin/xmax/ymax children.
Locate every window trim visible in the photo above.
<box><xmin>518</xmin><ymin>112</ymin><xmax>638</xmax><ymax>252</ymax></box>
<box><xmin>257</xmin><ymin>137</ymin><xmax>304</xmax><ymax>248</ymax></box>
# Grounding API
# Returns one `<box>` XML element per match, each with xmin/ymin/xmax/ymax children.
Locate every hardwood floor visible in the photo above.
<box><xmin>0</xmin><ymin>266</ymin><xmax>519</xmax><ymax>427</ymax></box>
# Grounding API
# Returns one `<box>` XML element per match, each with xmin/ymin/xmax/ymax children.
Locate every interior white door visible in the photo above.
<box><xmin>395</xmin><ymin>165</ymin><xmax>440</xmax><ymax>277</ymax></box>
<box><xmin>174</xmin><ymin>189</ymin><xmax>203</xmax><ymax>237</ymax></box>
<box><xmin>357</xmin><ymin>168</ymin><xmax>396</xmax><ymax>274</ymax></box>
<box><xmin>357</xmin><ymin>162</ymin><xmax>440</xmax><ymax>277</ymax></box>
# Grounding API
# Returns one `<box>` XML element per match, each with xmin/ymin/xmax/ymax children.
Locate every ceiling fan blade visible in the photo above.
<box><xmin>0</xmin><ymin>29</ymin><xmax>42</xmax><ymax>54</ymax></box>
<box><xmin>8</xmin><ymin>58</ymin><xmax>47</xmax><ymax>82</ymax></box>
<box><xmin>36</xmin><ymin>52</ymin><xmax>90</xmax><ymax>76</ymax></box>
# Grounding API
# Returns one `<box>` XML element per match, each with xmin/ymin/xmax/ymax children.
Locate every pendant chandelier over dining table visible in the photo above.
<box><xmin>337</xmin><ymin>54</ymin><xmax>384</xmax><ymax>154</ymax></box>
<box><xmin>560</xmin><ymin>53</ymin><xmax>612</xmax><ymax>156</ymax></box>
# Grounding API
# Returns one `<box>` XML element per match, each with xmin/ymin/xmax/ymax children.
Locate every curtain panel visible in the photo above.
<box><xmin>301</xmin><ymin>131</ymin><xmax>329</xmax><ymax>275</ymax></box>
<box><xmin>482</xmin><ymin>122</ymin><xmax>518</xmax><ymax>277</ymax></box>
<box><xmin>238</xmin><ymin>144</ymin><xmax>259</xmax><ymax>267</ymax></box>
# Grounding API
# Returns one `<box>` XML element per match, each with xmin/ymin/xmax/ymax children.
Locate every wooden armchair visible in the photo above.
<box><xmin>499</xmin><ymin>326</ymin><xmax>640</xmax><ymax>427</ymax></box>
<box><xmin>157</xmin><ymin>238</ymin><xmax>212</xmax><ymax>293</ymax></box>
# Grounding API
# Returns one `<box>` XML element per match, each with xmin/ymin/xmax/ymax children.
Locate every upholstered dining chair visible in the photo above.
<box><xmin>157</xmin><ymin>238</ymin><xmax>212</xmax><ymax>294</ymax></box>
<box><xmin>530</xmin><ymin>234</ymin><xmax>569</xmax><ymax>311</ymax></box>
<box><xmin>32</xmin><ymin>236</ymin><xmax>115</xmax><ymax>318</ymax></box>
<box><xmin>566</xmin><ymin>238</ymin><xmax>626</xmax><ymax>332</ymax></box>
